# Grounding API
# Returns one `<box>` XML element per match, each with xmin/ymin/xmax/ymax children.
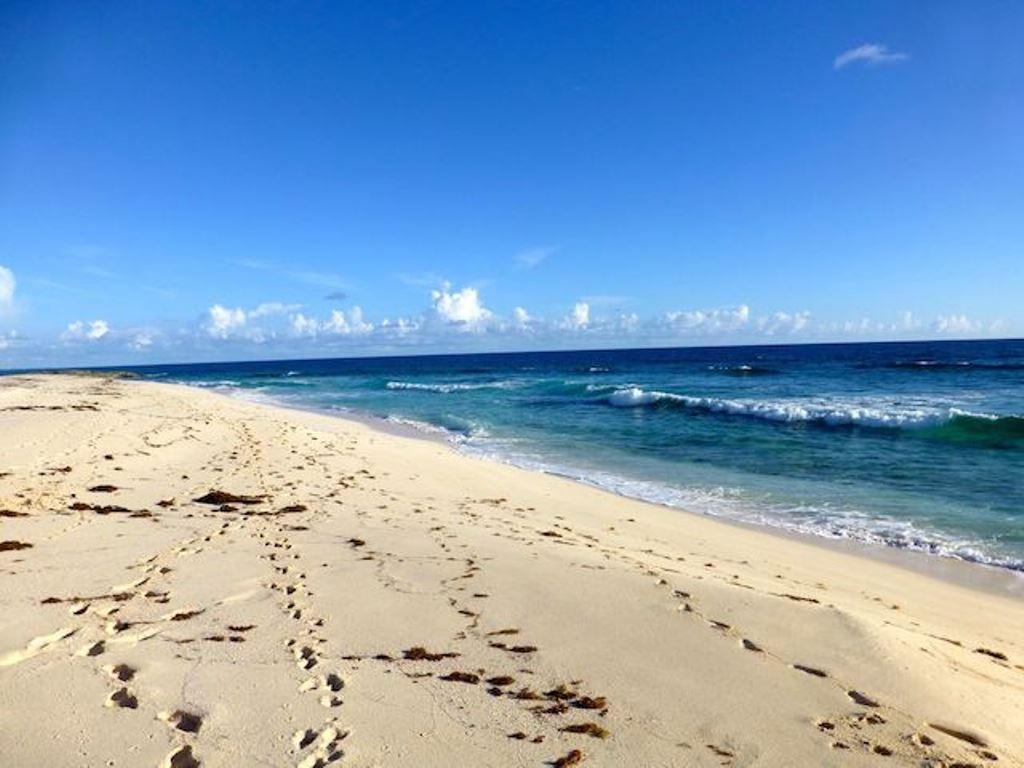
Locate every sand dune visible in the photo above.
<box><xmin>0</xmin><ymin>373</ymin><xmax>1021</xmax><ymax>767</ymax></box>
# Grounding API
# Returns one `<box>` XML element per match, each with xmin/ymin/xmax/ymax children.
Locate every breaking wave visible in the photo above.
<box><xmin>604</xmin><ymin>387</ymin><xmax>1024</xmax><ymax>443</ymax></box>
<box><xmin>386</xmin><ymin>380</ymin><xmax>516</xmax><ymax>394</ymax></box>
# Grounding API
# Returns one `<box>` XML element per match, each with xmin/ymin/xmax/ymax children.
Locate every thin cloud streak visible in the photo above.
<box><xmin>834</xmin><ymin>43</ymin><xmax>909</xmax><ymax>69</ymax></box>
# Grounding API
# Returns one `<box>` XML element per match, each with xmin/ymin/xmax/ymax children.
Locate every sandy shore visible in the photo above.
<box><xmin>1</xmin><ymin>374</ymin><xmax>1022</xmax><ymax>768</ymax></box>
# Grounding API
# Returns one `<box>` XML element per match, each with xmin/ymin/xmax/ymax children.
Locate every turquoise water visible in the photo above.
<box><xmin>131</xmin><ymin>340</ymin><xmax>1024</xmax><ymax>571</ymax></box>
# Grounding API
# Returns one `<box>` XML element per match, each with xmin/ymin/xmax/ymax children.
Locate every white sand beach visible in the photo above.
<box><xmin>1</xmin><ymin>373</ymin><xmax>1022</xmax><ymax>768</ymax></box>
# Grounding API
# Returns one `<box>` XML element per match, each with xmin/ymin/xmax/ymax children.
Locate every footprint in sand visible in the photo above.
<box><xmin>293</xmin><ymin>728</ymin><xmax>318</xmax><ymax>750</ymax></box>
<box><xmin>159</xmin><ymin>709</ymin><xmax>203</xmax><ymax>734</ymax></box>
<box><xmin>294</xmin><ymin>645</ymin><xmax>318</xmax><ymax>670</ymax></box>
<box><xmin>295</xmin><ymin>724</ymin><xmax>347</xmax><ymax>767</ymax></box>
<box><xmin>105</xmin><ymin>686</ymin><xmax>138</xmax><ymax>709</ymax></box>
<box><xmin>160</xmin><ymin>745</ymin><xmax>200</xmax><ymax>768</ymax></box>
<box><xmin>77</xmin><ymin>640</ymin><xmax>105</xmax><ymax>657</ymax></box>
<box><xmin>104</xmin><ymin>662</ymin><xmax>136</xmax><ymax>681</ymax></box>
<box><xmin>319</xmin><ymin>694</ymin><xmax>342</xmax><ymax>708</ymax></box>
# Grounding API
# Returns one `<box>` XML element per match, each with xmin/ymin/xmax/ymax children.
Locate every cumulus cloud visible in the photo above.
<box><xmin>835</xmin><ymin>310</ymin><xmax>922</xmax><ymax>337</ymax></box>
<box><xmin>834</xmin><ymin>43</ymin><xmax>909</xmax><ymax>70</ymax></box>
<box><xmin>131</xmin><ymin>331</ymin><xmax>155</xmax><ymax>350</ymax></box>
<box><xmin>565</xmin><ymin>301</ymin><xmax>590</xmax><ymax>330</ymax></box>
<box><xmin>287</xmin><ymin>307</ymin><xmax>373</xmax><ymax>338</ymax></box>
<box><xmin>757</xmin><ymin>310</ymin><xmax>810</xmax><ymax>335</ymax></box>
<box><xmin>664</xmin><ymin>304</ymin><xmax>750</xmax><ymax>334</ymax></box>
<box><xmin>62</xmin><ymin>319</ymin><xmax>110</xmax><ymax>341</ymax></box>
<box><xmin>0</xmin><ymin>265</ymin><xmax>14</xmax><ymax>314</ymax></box>
<box><xmin>329</xmin><ymin>307</ymin><xmax>372</xmax><ymax>335</ymax></box>
<box><xmin>430</xmin><ymin>284</ymin><xmax>492</xmax><ymax>328</ymax></box>
<box><xmin>204</xmin><ymin>301</ymin><xmax>303</xmax><ymax>340</ymax></box>
<box><xmin>616</xmin><ymin>312</ymin><xmax>640</xmax><ymax>332</ymax></box>
<box><xmin>206</xmin><ymin>305</ymin><xmax>248</xmax><ymax>338</ymax></box>
<box><xmin>932</xmin><ymin>313</ymin><xmax>981</xmax><ymax>335</ymax></box>
<box><xmin>289</xmin><ymin>312</ymin><xmax>320</xmax><ymax>338</ymax></box>
<box><xmin>86</xmin><ymin>291</ymin><xmax>1009</xmax><ymax>360</ymax></box>
<box><xmin>379</xmin><ymin>316</ymin><xmax>422</xmax><ymax>336</ymax></box>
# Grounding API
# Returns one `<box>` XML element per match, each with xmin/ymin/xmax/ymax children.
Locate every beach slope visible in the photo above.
<box><xmin>1</xmin><ymin>374</ymin><xmax>1022</xmax><ymax>767</ymax></box>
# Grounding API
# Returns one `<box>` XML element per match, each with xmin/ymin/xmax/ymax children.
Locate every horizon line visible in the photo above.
<box><xmin>4</xmin><ymin>335</ymin><xmax>1022</xmax><ymax>375</ymax></box>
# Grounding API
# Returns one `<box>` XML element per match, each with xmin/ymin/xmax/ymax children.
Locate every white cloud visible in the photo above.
<box><xmin>835</xmin><ymin>311</ymin><xmax>922</xmax><ymax>337</ymax></box>
<box><xmin>204</xmin><ymin>301</ymin><xmax>303</xmax><ymax>341</ymax></box>
<box><xmin>206</xmin><ymin>304</ymin><xmax>248</xmax><ymax>338</ymax></box>
<box><xmin>62</xmin><ymin>319</ymin><xmax>110</xmax><ymax>342</ymax></box>
<box><xmin>287</xmin><ymin>307</ymin><xmax>374</xmax><ymax>338</ymax></box>
<box><xmin>514</xmin><ymin>245</ymin><xmax>556</xmax><ymax>270</ymax></box>
<box><xmin>512</xmin><ymin>306</ymin><xmax>532</xmax><ymax>327</ymax></box>
<box><xmin>0</xmin><ymin>265</ymin><xmax>14</xmax><ymax>314</ymax></box>
<box><xmin>664</xmin><ymin>304</ymin><xmax>750</xmax><ymax>334</ymax></box>
<box><xmin>323</xmin><ymin>307</ymin><xmax>373</xmax><ymax>336</ymax></box>
<box><xmin>932</xmin><ymin>313</ymin><xmax>981</xmax><ymax>335</ymax></box>
<box><xmin>131</xmin><ymin>331</ymin><xmax>154</xmax><ymax>350</ymax></box>
<box><xmin>379</xmin><ymin>316</ymin><xmax>422</xmax><ymax>336</ymax></box>
<box><xmin>93</xmin><ymin>294</ymin><xmax>1010</xmax><ymax>359</ymax></box>
<box><xmin>616</xmin><ymin>312</ymin><xmax>640</xmax><ymax>331</ymax></box>
<box><xmin>430</xmin><ymin>284</ymin><xmax>492</xmax><ymax>328</ymax></box>
<box><xmin>566</xmin><ymin>301</ymin><xmax>590</xmax><ymax>330</ymax></box>
<box><xmin>290</xmin><ymin>312</ymin><xmax>320</xmax><ymax>337</ymax></box>
<box><xmin>757</xmin><ymin>310</ymin><xmax>810</xmax><ymax>335</ymax></box>
<box><xmin>834</xmin><ymin>43</ymin><xmax>909</xmax><ymax>70</ymax></box>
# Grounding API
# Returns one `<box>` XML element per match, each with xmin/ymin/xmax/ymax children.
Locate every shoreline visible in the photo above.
<box><xmin>214</xmin><ymin>380</ymin><xmax>1024</xmax><ymax>599</ymax></box>
<box><xmin>3</xmin><ymin>373</ymin><xmax>1022</xmax><ymax>767</ymax></box>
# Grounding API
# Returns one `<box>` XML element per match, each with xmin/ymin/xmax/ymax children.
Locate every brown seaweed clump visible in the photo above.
<box><xmin>403</xmin><ymin>647</ymin><xmax>458</xmax><ymax>662</ymax></box>
<box><xmin>560</xmin><ymin>723</ymin><xmax>609</xmax><ymax>739</ymax></box>
<box><xmin>194</xmin><ymin>490</ymin><xmax>265</xmax><ymax>506</ymax></box>
<box><xmin>439</xmin><ymin>671</ymin><xmax>480</xmax><ymax>684</ymax></box>
<box><xmin>552</xmin><ymin>749</ymin><xmax>583</xmax><ymax>767</ymax></box>
<box><xmin>0</xmin><ymin>540</ymin><xmax>33</xmax><ymax>552</ymax></box>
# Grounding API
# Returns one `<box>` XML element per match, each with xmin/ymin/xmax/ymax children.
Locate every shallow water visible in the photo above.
<box><xmin>129</xmin><ymin>339</ymin><xmax>1024</xmax><ymax>571</ymax></box>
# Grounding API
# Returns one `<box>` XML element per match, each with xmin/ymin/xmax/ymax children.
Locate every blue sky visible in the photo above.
<box><xmin>1</xmin><ymin>1</ymin><xmax>1022</xmax><ymax>366</ymax></box>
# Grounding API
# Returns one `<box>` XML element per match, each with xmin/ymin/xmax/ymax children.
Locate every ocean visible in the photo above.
<box><xmin>126</xmin><ymin>339</ymin><xmax>1024</xmax><ymax>572</ymax></box>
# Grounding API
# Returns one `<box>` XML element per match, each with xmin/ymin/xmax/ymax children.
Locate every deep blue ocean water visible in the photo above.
<box><xmin>125</xmin><ymin>340</ymin><xmax>1023</xmax><ymax>571</ymax></box>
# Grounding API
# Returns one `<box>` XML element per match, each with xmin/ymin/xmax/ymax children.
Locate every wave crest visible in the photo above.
<box><xmin>605</xmin><ymin>388</ymin><xmax>1024</xmax><ymax>442</ymax></box>
<box><xmin>386</xmin><ymin>380</ymin><xmax>514</xmax><ymax>394</ymax></box>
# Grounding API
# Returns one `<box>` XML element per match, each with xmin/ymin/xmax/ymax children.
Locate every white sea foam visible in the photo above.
<box><xmin>384</xmin><ymin>415</ymin><xmax>461</xmax><ymax>438</ymax></box>
<box><xmin>184</xmin><ymin>379</ymin><xmax>243</xmax><ymax>391</ymax></box>
<box><xmin>386</xmin><ymin>380</ymin><xmax>516</xmax><ymax>394</ymax></box>
<box><xmin>457</xmin><ymin>437</ymin><xmax>1024</xmax><ymax>572</ymax></box>
<box><xmin>604</xmin><ymin>387</ymin><xmax>994</xmax><ymax>429</ymax></box>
